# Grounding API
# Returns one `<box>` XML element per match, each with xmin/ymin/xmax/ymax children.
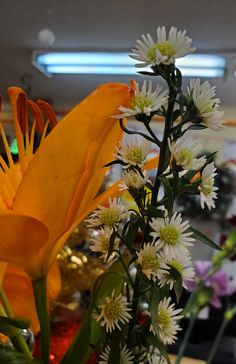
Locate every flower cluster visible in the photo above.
<box><xmin>84</xmin><ymin>25</ymin><xmax>224</xmax><ymax>364</ymax></box>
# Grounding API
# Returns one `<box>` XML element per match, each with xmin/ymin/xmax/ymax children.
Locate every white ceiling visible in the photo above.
<box><xmin>1</xmin><ymin>0</ymin><xmax>236</xmax><ymax>114</ymax></box>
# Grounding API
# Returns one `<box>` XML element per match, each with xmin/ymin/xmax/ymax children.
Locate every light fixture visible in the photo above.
<box><xmin>32</xmin><ymin>52</ymin><xmax>226</xmax><ymax>78</ymax></box>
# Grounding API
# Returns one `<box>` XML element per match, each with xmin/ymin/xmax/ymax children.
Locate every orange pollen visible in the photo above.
<box><xmin>190</xmin><ymin>171</ymin><xmax>201</xmax><ymax>183</ymax></box>
<box><xmin>37</xmin><ymin>99</ymin><xmax>58</xmax><ymax>129</ymax></box>
<box><xmin>27</xmin><ymin>99</ymin><xmax>45</xmax><ymax>133</ymax></box>
<box><xmin>129</xmin><ymin>79</ymin><xmax>137</xmax><ymax>98</ymax></box>
<box><xmin>16</xmin><ymin>92</ymin><xmax>28</xmax><ymax>134</ymax></box>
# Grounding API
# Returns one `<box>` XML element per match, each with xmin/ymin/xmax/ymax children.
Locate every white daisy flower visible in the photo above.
<box><xmin>86</xmin><ymin>198</ymin><xmax>128</xmax><ymax>229</ymax></box>
<box><xmin>119</xmin><ymin>170</ymin><xmax>149</xmax><ymax>191</ymax></box>
<box><xmin>187</xmin><ymin>78</ymin><xmax>224</xmax><ymax>131</ymax></box>
<box><xmin>130</xmin><ymin>26</ymin><xmax>195</xmax><ymax>68</ymax></box>
<box><xmin>136</xmin><ymin>243</ymin><xmax>168</xmax><ymax>281</ymax></box>
<box><xmin>149</xmin><ymin>211</ymin><xmax>194</xmax><ymax>256</ymax></box>
<box><xmin>169</xmin><ymin>134</ymin><xmax>206</xmax><ymax>171</ymax></box>
<box><xmin>198</xmin><ymin>162</ymin><xmax>218</xmax><ymax>210</ymax></box>
<box><xmin>146</xmin><ymin>347</ymin><xmax>167</xmax><ymax>364</ymax></box>
<box><xmin>159</xmin><ymin>251</ymin><xmax>194</xmax><ymax>289</ymax></box>
<box><xmin>150</xmin><ymin>297</ymin><xmax>183</xmax><ymax>345</ymax></box>
<box><xmin>89</xmin><ymin>226</ymin><xmax>120</xmax><ymax>262</ymax></box>
<box><xmin>114</xmin><ymin>138</ymin><xmax>151</xmax><ymax>169</ymax></box>
<box><xmin>114</xmin><ymin>80</ymin><xmax>168</xmax><ymax>118</ymax></box>
<box><xmin>96</xmin><ymin>290</ymin><xmax>132</xmax><ymax>333</ymax></box>
<box><xmin>99</xmin><ymin>345</ymin><xmax>134</xmax><ymax>364</ymax></box>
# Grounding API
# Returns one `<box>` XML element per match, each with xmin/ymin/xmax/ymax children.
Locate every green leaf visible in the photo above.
<box><xmin>190</xmin><ymin>227</ymin><xmax>222</xmax><ymax>251</ymax></box>
<box><xmin>123</xmin><ymin>213</ymin><xmax>142</xmax><ymax>253</ymax></box>
<box><xmin>61</xmin><ymin>260</ymin><xmax>126</xmax><ymax>364</ymax></box>
<box><xmin>0</xmin><ymin>317</ymin><xmax>30</xmax><ymax>331</ymax></box>
<box><xmin>148</xmin><ymin>335</ymin><xmax>171</xmax><ymax>364</ymax></box>
<box><xmin>0</xmin><ymin>346</ymin><xmax>43</xmax><ymax>364</ymax></box>
<box><xmin>158</xmin><ymin>176</ymin><xmax>174</xmax><ymax>214</ymax></box>
<box><xmin>186</xmin><ymin>124</ymin><xmax>207</xmax><ymax>130</ymax></box>
<box><xmin>168</xmin><ymin>266</ymin><xmax>183</xmax><ymax>303</ymax></box>
<box><xmin>145</xmin><ymin>205</ymin><xmax>165</xmax><ymax>218</ymax></box>
<box><xmin>106</xmin><ymin>229</ymin><xmax>118</xmax><ymax>261</ymax></box>
<box><xmin>108</xmin><ymin>330</ymin><xmax>123</xmax><ymax>364</ymax></box>
<box><xmin>171</xmin><ymin>109</ymin><xmax>181</xmax><ymax>122</ymax></box>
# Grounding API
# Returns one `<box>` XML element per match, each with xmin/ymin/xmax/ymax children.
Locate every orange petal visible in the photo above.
<box><xmin>3</xmin><ymin>262</ymin><xmax>61</xmax><ymax>334</ymax></box>
<box><xmin>0</xmin><ymin>262</ymin><xmax>7</xmax><ymax>285</ymax></box>
<box><xmin>0</xmin><ymin>214</ymin><xmax>49</xmax><ymax>279</ymax></box>
<box><xmin>12</xmin><ymin>83</ymin><xmax>130</xmax><ymax>277</ymax></box>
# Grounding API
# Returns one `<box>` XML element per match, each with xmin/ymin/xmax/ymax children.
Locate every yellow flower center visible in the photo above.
<box><xmin>100</xmin><ymin>207</ymin><xmax>120</xmax><ymax>225</ymax></box>
<box><xmin>103</xmin><ymin>297</ymin><xmax>122</xmax><ymax>322</ymax></box>
<box><xmin>158</xmin><ymin>308</ymin><xmax>171</xmax><ymax>331</ymax></box>
<box><xmin>142</xmin><ymin>254</ymin><xmax>160</xmax><ymax>272</ymax></box>
<box><xmin>201</xmin><ymin>177</ymin><xmax>213</xmax><ymax>195</ymax></box>
<box><xmin>170</xmin><ymin>260</ymin><xmax>183</xmax><ymax>274</ymax></box>
<box><xmin>159</xmin><ymin>225</ymin><xmax>180</xmax><ymax>246</ymax></box>
<box><xmin>147</xmin><ymin>42</ymin><xmax>175</xmax><ymax>62</ymax></box>
<box><xmin>132</xmin><ymin>95</ymin><xmax>152</xmax><ymax>112</ymax></box>
<box><xmin>177</xmin><ymin>149</ymin><xmax>194</xmax><ymax>167</ymax></box>
<box><xmin>125</xmin><ymin>147</ymin><xmax>145</xmax><ymax>164</ymax></box>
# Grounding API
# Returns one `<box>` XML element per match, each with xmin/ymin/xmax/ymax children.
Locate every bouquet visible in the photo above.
<box><xmin>0</xmin><ymin>25</ymin><xmax>225</xmax><ymax>364</ymax></box>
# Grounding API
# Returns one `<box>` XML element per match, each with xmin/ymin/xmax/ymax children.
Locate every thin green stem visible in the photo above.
<box><xmin>0</xmin><ymin>306</ymin><xmax>32</xmax><ymax>358</ymax></box>
<box><xmin>128</xmin><ymin>271</ymin><xmax>140</xmax><ymax>346</ymax></box>
<box><xmin>207</xmin><ymin>318</ymin><xmax>228</xmax><ymax>364</ymax></box>
<box><xmin>143</xmin><ymin>121</ymin><xmax>162</xmax><ymax>147</ymax></box>
<box><xmin>32</xmin><ymin>276</ymin><xmax>50</xmax><ymax>364</ymax></box>
<box><xmin>0</xmin><ymin>285</ymin><xmax>14</xmax><ymax>317</ymax></box>
<box><xmin>151</xmin><ymin>77</ymin><xmax>177</xmax><ymax>207</ymax></box>
<box><xmin>175</xmin><ymin>314</ymin><xmax>197</xmax><ymax>364</ymax></box>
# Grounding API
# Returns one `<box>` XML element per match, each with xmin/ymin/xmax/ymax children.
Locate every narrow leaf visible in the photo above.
<box><xmin>190</xmin><ymin>227</ymin><xmax>222</xmax><ymax>251</ymax></box>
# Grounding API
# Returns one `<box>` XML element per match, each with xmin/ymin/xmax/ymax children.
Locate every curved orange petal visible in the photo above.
<box><xmin>10</xmin><ymin>83</ymin><xmax>130</xmax><ymax>276</ymax></box>
<box><xmin>0</xmin><ymin>262</ymin><xmax>7</xmax><ymax>285</ymax></box>
<box><xmin>3</xmin><ymin>262</ymin><xmax>60</xmax><ymax>334</ymax></box>
<box><xmin>0</xmin><ymin>214</ymin><xmax>49</xmax><ymax>279</ymax></box>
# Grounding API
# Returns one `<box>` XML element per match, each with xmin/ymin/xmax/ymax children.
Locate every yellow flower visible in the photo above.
<box><xmin>0</xmin><ymin>83</ymin><xmax>131</xmax><ymax>280</ymax></box>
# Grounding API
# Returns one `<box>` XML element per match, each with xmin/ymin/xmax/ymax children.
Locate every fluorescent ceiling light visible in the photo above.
<box><xmin>33</xmin><ymin>52</ymin><xmax>225</xmax><ymax>77</ymax></box>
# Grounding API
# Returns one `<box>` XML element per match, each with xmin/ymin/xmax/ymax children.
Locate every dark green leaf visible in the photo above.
<box><xmin>145</xmin><ymin>205</ymin><xmax>164</xmax><ymax>218</ymax></box>
<box><xmin>108</xmin><ymin>330</ymin><xmax>122</xmax><ymax>364</ymax></box>
<box><xmin>168</xmin><ymin>266</ymin><xmax>183</xmax><ymax>303</ymax></box>
<box><xmin>171</xmin><ymin>109</ymin><xmax>181</xmax><ymax>122</ymax></box>
<box><xmin>138</xmin><ymin>71</ymin><xmax>156</xmax><ymax>76</ymax></box>
<box><xmin>106</xmin><ymin>229</ymin><xmax>118</xmax><ymax>261</ymax></box>
<box><xmin>190</xmin><ymin>227</ymin><xmax>222</xmax><ymax>251</ymax></box>
<box><xmin>123</xmin><ymin>213</ymin><xmax>142</xmax><ymax>253</ymax></box>
<box><xmin>186</xmin><ymin>124</ymin><xmax>207</xmax><ymax>131</ymax></box>
<box><xmin>0</xmin><ymin>346</ymin><xmax>43</xmax><ymax>364</ymax></box>
<box><xmin>148</xmin><ymin>335</ymin><xmax>171</xmax><ymax>364</ymax></box>
<box><xmin>61</xmin><ymin>260</ymin><xmax>126</xmax><ymax>364</ymax></box>
<box><xmin>0</xmin><ymin>317</ymin><xmax>30</xmax><ymax>330</ymax></box>
<box><xmin>158</xmin><ymin>176</ymin><xmax>174</xmax><ymax>214</ymax></box>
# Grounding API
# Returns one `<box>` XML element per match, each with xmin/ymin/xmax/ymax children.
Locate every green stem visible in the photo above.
<box><xmin>151</xmin><ymin>77</ymin><xmax>177</xmax><ymax>207</ymax></box>
<box><xmin>175</xmin><ymin>314</ymin><xmax>197</xmax><ymax>364</ymax></box>
<box><xmin>0</xmin><ymin>285</ymin><xmax>14</xmax><ymax>317</ymax></box>
<box><xmin>127</xmin><ymin>271</ymin><xmax>140</xmax><ymax>346</ymax></box>
<box><xmin>207</xmin><ymin>318</ymin><xmax>228</xmax><ymax>364</ymax></box>
<box><xmin>143</xmin><ymin>121</ymin><xmax>162</xmax><ymax>148</ymax></box>
<box><xmin>32</xmin><ymin>276</ymin><xmax>50</xmax><ymax>364</ymax></box>
<box><xmin>0</xmin><ymin>306</ymin><xmax>32</xmax><ymax>359</ymax></box>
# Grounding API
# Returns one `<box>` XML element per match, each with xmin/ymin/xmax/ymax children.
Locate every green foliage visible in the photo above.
<box><xmin>190</xmin><ymin>227</ymin><xmax>222</xmax><ymax>251</ymax></box>
<box><xmin>0</xmin><ymin>346</ymin><xmax>42</xmax><ymax>364</ymax></box>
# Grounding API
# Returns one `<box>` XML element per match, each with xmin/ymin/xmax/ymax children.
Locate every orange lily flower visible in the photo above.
<box><xmin>2</xmin><ymin>263</ymin><xmax>61</xmax><ymax>334</ymax></box>
<box><xmin>0</xmin><ymin>83</ymin><xmax>131</xmax><ymax>280</ymax></box>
